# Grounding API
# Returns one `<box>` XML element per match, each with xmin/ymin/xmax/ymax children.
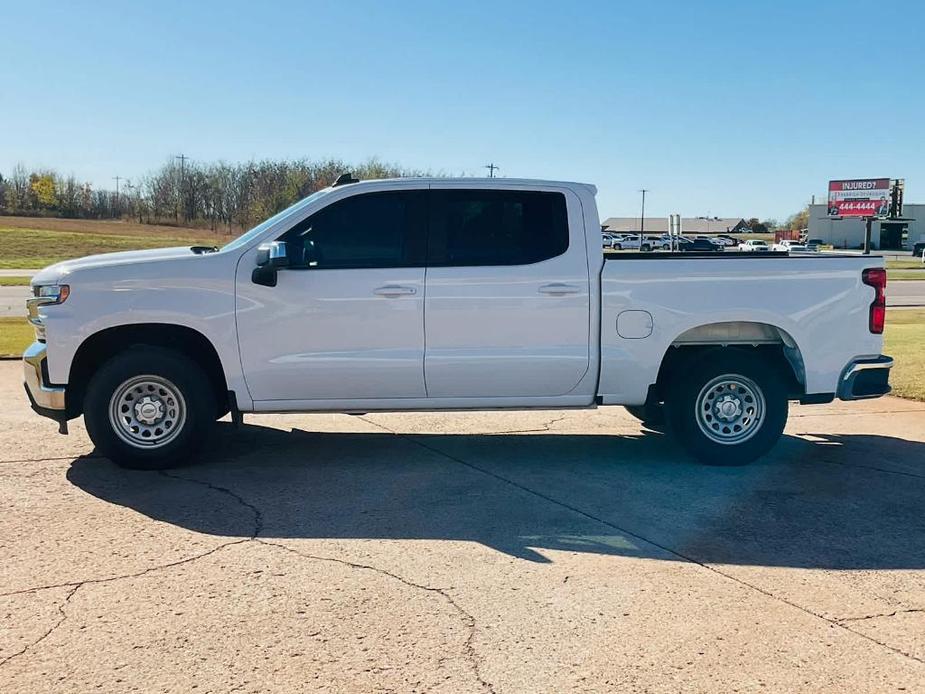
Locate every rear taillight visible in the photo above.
<box><xmin>862</xmin><ymin>267</ymin><xmax>886</xmax><ymax>334</ymax></box>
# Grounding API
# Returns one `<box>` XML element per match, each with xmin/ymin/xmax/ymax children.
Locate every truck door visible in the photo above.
<box><xmin>424</xmin><ymin>186</ymin><xmax>590</xmax><ymax>398</ymax></box>
<box><xmin>235</xmin><ymin>189</ymin><xmax>428</xmax><ymax>402</ymax></box>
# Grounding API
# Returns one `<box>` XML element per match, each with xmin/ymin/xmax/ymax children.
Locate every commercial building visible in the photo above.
<box><xmin>807</xmin><ymin>203</ymin><xmax>924</xmax><ymax>250</ymax></box>
<box><xmin>601</xmin><ymin>216</ymin><xmax>748</xmax><ymax>235</ymax></box>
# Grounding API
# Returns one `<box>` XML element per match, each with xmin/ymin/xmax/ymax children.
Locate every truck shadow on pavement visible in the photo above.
<box><xmin>67</xmin><ymin>421</ymin><xmax>925</xmax><ymax>568</ymax></box>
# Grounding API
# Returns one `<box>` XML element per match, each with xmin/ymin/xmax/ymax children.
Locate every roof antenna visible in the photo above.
<box><xmin>333</xmin><ymin>172</ymin><xmax>359</xmax><ymax>186</ymax></box>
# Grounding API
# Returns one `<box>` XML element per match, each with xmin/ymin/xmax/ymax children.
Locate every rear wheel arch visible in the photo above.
<box><xmin>68</xmin><ymin>323</ymin><xmax>229</xmax><ymax>418</ymax></box>
<box><xmin>652</xmin><ymin>321</ymin><xmax>806</xmax><ymax>402</ymax></box>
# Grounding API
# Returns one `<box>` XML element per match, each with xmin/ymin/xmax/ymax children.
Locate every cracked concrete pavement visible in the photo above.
<box><xmin>1</xmin><ymin>362</ymin><xmax>924</xmax><ymax>692</ymax></box>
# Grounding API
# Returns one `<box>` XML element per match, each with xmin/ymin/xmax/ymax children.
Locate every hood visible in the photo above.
<box><xmin>31</xmin><ymin>246</ymin><xmax>200</xmax><ymax>285</ymax></box>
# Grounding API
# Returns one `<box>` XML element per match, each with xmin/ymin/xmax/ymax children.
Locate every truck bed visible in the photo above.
<box><xmin>596</xmin><ymin>252</ymin><xmax>885</xmax><ymax>405</ymax></box>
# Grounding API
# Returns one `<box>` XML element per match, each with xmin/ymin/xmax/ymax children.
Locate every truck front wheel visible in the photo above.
<box><xmin>665</xmin><ymin>350</ymin><xmax>788</xmax><ymax>465</ymax></box>
<box><xmin>83</xmin><ymin>348</ymin><xmax>216</xmax><ymax>470</ymax></box>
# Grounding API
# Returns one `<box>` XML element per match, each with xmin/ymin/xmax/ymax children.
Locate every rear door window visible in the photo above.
<box><xmin>428</xmin><ymin>189</ymin><xmax>569</xmax><ymax>266</ymax></box>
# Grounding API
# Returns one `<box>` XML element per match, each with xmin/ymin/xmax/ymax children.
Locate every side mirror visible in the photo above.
<box><xmin>256</xmin><ymin>241</ymin><xmax>289</xmax><ymax>269</ymax></box>
<box><xmin>252</xmin><ymin>241</ymin><xmax>289</xmax><ymax>287</ymax></box>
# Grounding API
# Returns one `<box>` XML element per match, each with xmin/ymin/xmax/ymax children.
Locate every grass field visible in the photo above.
<box><xmin>0</xmin><ymin>317</ymin><xmax>33</xmax><ymax>358</ymax></box>
<box><xmin>0</xmin><ymin>277</ymin><xmax>31</xmax><ymax>286</ymax></box>
<box><xmin>0</xmin><ymin>216</ymin><xmax>224</xmax><ymax>269</ymax></box>
<box><xmin>883</xmin><ymin>309</ymin><xmax>925</xmax><ymax>401</ymax></box>
<box><xmin>886</xmin><ymin>259</ymin><xmax>925</xmax><ymax>281</ymax></box>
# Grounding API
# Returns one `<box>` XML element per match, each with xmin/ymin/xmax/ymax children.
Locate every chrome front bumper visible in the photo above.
<box><xmin>837</xmin><ymin>355</ymin><xmax>893</xmax><ymax>400</ymax></box>
<box><xmin>23</xmin><ymin>341</ymin><xmax>67</xmax><ymax>413</ymax></box>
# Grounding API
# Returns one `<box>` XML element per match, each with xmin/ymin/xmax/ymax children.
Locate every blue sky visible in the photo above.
<box><xmin>2</xmin><ymin>0</ymin><xmax>923</xmax><ymax>220</ymax></box>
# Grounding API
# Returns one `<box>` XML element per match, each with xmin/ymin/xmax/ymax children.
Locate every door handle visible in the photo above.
<box><xmin>538</xmin><ymin>283</ymin><xmax>581</xmax><ymax>296</ymax></box>
<box><xmin>373</xmin><ymin>285</ymin><xmax>417</xmax><ymax>297</ymax></box>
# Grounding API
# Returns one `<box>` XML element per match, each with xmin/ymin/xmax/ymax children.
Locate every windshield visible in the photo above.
<box><xmin>221</xmin><ymin>188</ymin><xmax>332</xmax><ymax>253</ymax></box>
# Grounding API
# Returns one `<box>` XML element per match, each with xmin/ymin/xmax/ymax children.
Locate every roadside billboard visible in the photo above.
<box><xmin>827</xmin><ymin>179</ymin><xmax>891</xmax><ymax>217</ymax></box>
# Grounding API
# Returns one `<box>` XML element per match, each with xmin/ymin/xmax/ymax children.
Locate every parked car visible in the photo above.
<box><xmin>24</xmin><ymin>175</ymin><xmax>892</xmax><ymax>470</ymax></box>
<box><xmin>772</xmin><ymin>239</ymin><xmax>810</xmax><ymax>253</ymax></box>
<box><xmin>643</xmin><ymin>235</ymin><xmax>672</xmax><ymax>251</ymax></box>
<box><xmin>805</xmin><ymin>238</ymin><xmax>825</xmax><ymax>252</ymax></box>
<box><xmin>912</xmin><ymin>241</ymin><xmax>925</xmax><ymax>260</ymax></box>
<box><xmin>679</xmin><ymin>237</ymin><xmax>723</xmax><ymax>252</ymax></box>
<box><xmin>610</xmin><ymin>235</ymin><xmax>639</xmax><ymax>250</ymax></box>
<box><xmin>739</xmin><ymin>239</ymin><xmax>770</xmax><ymax>252</ymax></box>
<box><xmin>602</xmin><ymin>233</ymin><xmax>617</xmax><ymax>249</ymax></box>
<box><xmin>608</xmin><ymin>234</ymin><xmax>671</xmax><ymax>251</ymax></box>
<box><xmin>716</xmin><ymin>235</ymin><xmax>740</xmax><ymax>247</ymax></box>
<box><xmin>700</xmin><ymin>235</ymin><xmax>736</xmax><ymax>247</ymax></box>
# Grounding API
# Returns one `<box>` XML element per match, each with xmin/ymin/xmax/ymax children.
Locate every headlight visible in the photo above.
<box><xmin>32</xmin><ymin>284</ymin><xmax>70</xmax><ymax>304</ymax></box>
<box><xmin>27</xmin><ymin>285</ymin><xmax>69</xmax><ymax>341</ymax></box>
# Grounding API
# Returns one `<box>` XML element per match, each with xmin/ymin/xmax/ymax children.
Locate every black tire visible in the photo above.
<box><xmin>83</xmin><ymin>347</ymin><xmax>216</xmax><ymax>470</ymax></box>
<box><xmin>665</xmin><ymin>350</ymin><xmax>788</xmax><ymax>466</ymax></box>
<box><xmin>625</xmin><ymin>403</ymin><xmax>666</xmax><ymax>428</ymax></box>
<box><xmin>642</xmin><ymin>244</ymin><xmax>651</xmax><ymax>251</ymax></box>
<box><xmin>613</xmin><ymin>243</ymin><xmax>622</xmax><ymax>250</ymax></box>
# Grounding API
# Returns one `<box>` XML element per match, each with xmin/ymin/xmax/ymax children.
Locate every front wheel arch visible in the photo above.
<box><xmin>68</xmin><ymin>323</ymin><xmax>229</xmax><ymax>419</ymax></box>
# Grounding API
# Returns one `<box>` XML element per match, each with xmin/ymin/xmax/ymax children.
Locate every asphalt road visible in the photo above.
<box><xmin>1</xmin><ymin>362</ymin><xmax>924</xmax><ymax>691</ymax></box>
<box><xmin>0</xmin><ymin>286</ymin><xmax>31</xmax><ymax>317</ymax></box>
<box><xmin>890</xmin><ymin>280</ymin><xmax>925</xmax><ymax>306</ymax></box>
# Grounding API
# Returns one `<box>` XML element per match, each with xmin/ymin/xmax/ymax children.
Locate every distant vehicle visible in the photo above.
<box><xmin>715</xmin><ymin>235</ymin><xmax>740</xmax><ymax>247</ymax></box>
<box><xmin>611</xmin><ymin>235</ymin><xmax>640</xmax><ymax>250</ymax></box>
<box><xmin>913</xmin><ymin>241</ymin><xmax>925</xmax><ymax>259</ymax></box>
<box><xmin>679</xmin><ymin>238</ymin><xmax>723</xmax><ymax>252</ymax></box>
<box><xmin>772</xmin><ymin>239</ymin><xmax>809</xmax><ymax>253</ymax></box>
<box><xmin>805</xmin><ymin>238</ymin><xmax>825</xmax><ymax>252</ymax></box>
<box><xmin>739</xmin><ymin>239</ymin><xmax>770</xmax><ymax>252</ymax></box>
<box><xmin>602</xmin><ymin>233</ymin><xmax>617</xmax><ymax>249</ymax></box>
<box><xmin>642</xmin><ymin>234</ymin><xmax>671</xmax><ymax>251</ymax></box>
<box><xmin>693</xmin><ymin>235</ymin><xmax>730</xmax><ymax>245</ymax></box>
<box><xmin>706</xmin><ymin>235</ymin><xmax>738</xmax><ymax>247</ymax></box>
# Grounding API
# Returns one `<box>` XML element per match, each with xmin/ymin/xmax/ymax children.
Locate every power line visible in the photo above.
<box><xmin>113</xmin><ymin>176</ymin><xmax>121</xmax><ymax>219</ymax></box>
<box><xmin>175</xmin><ymin>154</ymin><xmax>188</xmax><ymax>223</ymax></box>
<box><xmin>638</xmin><ymin>189</ymin><xmax>649</xmax><ymax>252</ymax></box>
<box><xmin>485</xmin><ymin>163</ymin><xmax>499</xmax><ymax>178</ymax></box>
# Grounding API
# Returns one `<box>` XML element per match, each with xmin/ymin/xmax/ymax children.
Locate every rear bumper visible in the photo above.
<box><xmin>23</xmin><ymin>341</ymin><xmax>67</xmax><ymax>421</ymax></box>
<box><xmin>837</xmin><ymin>355</ymin><xmax>893</xmax><ymax>400</ymax></box>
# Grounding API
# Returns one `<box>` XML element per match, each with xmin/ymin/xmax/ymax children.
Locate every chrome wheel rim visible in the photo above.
<box><xmin>695</xmin><ymin>374</ymin><xmax>765</xmax><ymax>445</ymax></box>
<box><xmin>108</xmin><ymin>375</ymin><xmax>186</xmax><ymax>449</ymax></box>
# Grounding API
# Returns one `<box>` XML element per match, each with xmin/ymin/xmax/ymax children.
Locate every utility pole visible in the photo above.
<box><xmin>485</xmin><ymin>163</ymin><xmax>499</xmax><ymax>178</ymax></box>
<box><xmin>176</xmin><ymin>154</ymin><xmax>188</xmax><ymax>224</ymax></box>
<box><xmin>638</xmin><ymin>189</ymin><xmax>649</xmax><ymax>251</ymax></box>
<box><xmin>112</xmin><ymin>176</ymin><xmax>121</xmax><ymax>219</ymax></box>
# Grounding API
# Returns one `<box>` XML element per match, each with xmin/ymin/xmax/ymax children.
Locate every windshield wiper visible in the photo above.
<box><xmin>190</xmin><ymin>246</ymin><xmax>219</xmax><ymax>254</ymax></box>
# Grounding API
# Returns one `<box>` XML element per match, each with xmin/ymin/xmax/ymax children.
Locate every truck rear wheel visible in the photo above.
<box><xmin>665</xmin><ymin>350</ymin><xmax>787</xmax><ymax>465</ymax></box>
<box><xmin>83</xmin><ymin>348</ymin><xmax>216</xmax><ymax>470</ymax></box>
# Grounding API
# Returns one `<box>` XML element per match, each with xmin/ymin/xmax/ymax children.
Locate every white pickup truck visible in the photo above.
<box><xmin>24</xmin><ymin>176</ymin><xmax>892</xmax><ymax>469</ymax></box>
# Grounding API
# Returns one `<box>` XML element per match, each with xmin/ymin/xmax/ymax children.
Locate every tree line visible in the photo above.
<box><xmin>0</xmin><ymin>158</ymin><xmax>424</xmax><ymax>233</ymax></box>
<box><xmin>0</xmin><ymin>158</ymin><xmax>806</xmax><ymax>234</ymax></box>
